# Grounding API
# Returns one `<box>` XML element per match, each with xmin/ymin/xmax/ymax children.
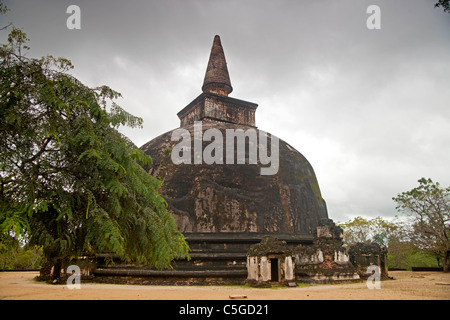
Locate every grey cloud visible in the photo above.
<box><xmin>2</xmin><ymin>0</ymin><xmax>449</xmax><ymax>222</ymax></box>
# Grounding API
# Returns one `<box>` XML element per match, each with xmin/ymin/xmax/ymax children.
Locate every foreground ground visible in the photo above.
<box><xmin>0</xmin><ymin>271</ymin><xmax>449</xmax><ymax>300</ymax></box>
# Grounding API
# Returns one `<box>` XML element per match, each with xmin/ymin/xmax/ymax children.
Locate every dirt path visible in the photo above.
<box><xmin>0</xmin><ymin>271</ymin><xmax>449</xmax><ymax>300</ymax></box>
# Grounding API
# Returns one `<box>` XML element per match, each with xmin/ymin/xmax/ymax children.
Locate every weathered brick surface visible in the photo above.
<box><xmin>141</xmin><ymin>121</ymin><xmax>328</xmax><ymax>235</ymax></box>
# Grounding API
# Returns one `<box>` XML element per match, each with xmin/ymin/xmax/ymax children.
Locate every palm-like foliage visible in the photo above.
<box><xmin>0</xmin><ymin>28</ymin><xmax>189</xmax><ymax>279</ymax></box>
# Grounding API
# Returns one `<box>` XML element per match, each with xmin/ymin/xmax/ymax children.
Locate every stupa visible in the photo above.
<box><xmin>93</xmin><ymin>36</ymin><xmax>363</xmax><ymax>285</ymax></box>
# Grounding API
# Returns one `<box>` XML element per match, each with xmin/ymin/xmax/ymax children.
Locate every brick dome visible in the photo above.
<box><xmin>141</xmin><ymin>121</ymin><xmax>328</xmax><ymax>237</ymax></box>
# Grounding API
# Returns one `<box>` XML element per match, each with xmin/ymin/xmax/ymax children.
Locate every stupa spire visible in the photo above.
<box><xmin>202</xmin><ymin>35</ymin><xmax>233</xmax><ymax>96</ymax></box>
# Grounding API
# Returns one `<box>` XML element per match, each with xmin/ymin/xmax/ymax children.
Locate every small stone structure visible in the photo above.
<box><xmin>348</xmin><ymin>242</ymin><xmax>388</xmax><ymax>280</ymax></box>
<box><xmin>295</xmin><ymin>219</ymin><xmax>360</xmax><ymax>283</ymax></box>
<box><xmin>246</xmin><ymin>236</ymin><xmax>296</xmax><ymax>286</ymax></box>
<box><xmin>246</xmin><ymin>219</ymin><xmax>361</xmax><ymax>285</ymax></box>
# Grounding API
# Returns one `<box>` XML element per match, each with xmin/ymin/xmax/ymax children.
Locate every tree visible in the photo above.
<box><xmin>338</xmin><ymin>216</ymin><xmax>399</xmax><ymax>247</ymax></box>
<box><xmin>435</xmin><ymin>0</ymin><xmax>450</xmax><ymax>13</ymax></box>
<box><xmin>339</xmin><ymin>216</ymin><xmax>373</xmax><ymax>245</ymax></box>
<box><xmin>393</xmin><ymin>178</ymin><xmax>450</xmax><ymax>272</ymax></box>
<box><xmin>0</xmin><ymin>25</ymin><xmax>189</xmax><ymax>280</ymax></box>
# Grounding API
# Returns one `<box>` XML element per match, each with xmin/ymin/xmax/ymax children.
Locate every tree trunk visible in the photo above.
<box><xmin>39</xmin><ymin>255</ymin><xmax>63</xmax><ymax>282</ymax></box>
<box><xmin>444</xmin><ymin>250</ymin><xmax>450</xmax><ymax>273</ymax></box>
<box><xmin>39</xmin><ymin>258</ymin><xmax>53</xmax><ymax>281</ymax></box>
<box><xmin>52</xmin><ymin>258</ymin><xmax>62</xmax><ymax>281</ymax></box>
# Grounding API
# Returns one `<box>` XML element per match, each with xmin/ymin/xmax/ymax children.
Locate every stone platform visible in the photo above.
<box><xmin>93</xmin><ymin>232</ymin><xmax>314</xmax><ymax>285</ymax></box>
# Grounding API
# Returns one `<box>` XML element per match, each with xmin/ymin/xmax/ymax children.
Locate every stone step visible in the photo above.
<box><xmin>97</xmin><ymin>251</ymin><xmax>248</xmax><ymax>263</ymax></box>
<box><xmin>94</xmin><ymin>268</ymin><xmax>247</xmax><ymax>278</ymax></box>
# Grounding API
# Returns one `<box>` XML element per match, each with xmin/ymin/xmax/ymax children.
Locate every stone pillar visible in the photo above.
<box><xmin>247</xmin><ymin>256</ymin><xmax>258</xmax><ymax>281</ymax></box>
<box><xmin>260</xmin><ymin>256</ymin><xmax>271</xmax><ymax>281</ymax></box>
<box><xmin>284</xmin><ymin>256</ymin><xmax>295</xmax><ymax>281</ymax></box>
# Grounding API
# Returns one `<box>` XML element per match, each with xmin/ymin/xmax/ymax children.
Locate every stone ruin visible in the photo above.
<box><xmin>246</xmin><ymin>236</ymin><xmax>296</xmax><ymax>286</ymax></box>
<box><xmin>348</xmin><ymin>242</ymin><xmax>388</xmax><ymax>280</ymax></box>
<box><xmin>294</xmin><ymin>219</ymin><xmax>360</xmax><ymax>283</ymax></box>
<box><xmin>246</xmin><ymin>219</ymin><xmax>361</xmax><ymax>286</ymax></box>
<box><xmin>83</xmin><ymin>35</ymin><xmax>387</xmax><ymax>286</ymax></box>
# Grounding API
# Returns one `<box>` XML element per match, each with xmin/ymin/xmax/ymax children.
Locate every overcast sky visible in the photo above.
<box><xmin>2</xmin><ymin>0</ymin><xmax>449</xmax><ymax>223</ymax></box>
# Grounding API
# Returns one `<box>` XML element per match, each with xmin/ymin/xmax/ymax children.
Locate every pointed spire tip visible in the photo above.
<box><xmin>202</xmin><ymin>35</ymin><xmax>232</xmax><ymax>96</ymax></box>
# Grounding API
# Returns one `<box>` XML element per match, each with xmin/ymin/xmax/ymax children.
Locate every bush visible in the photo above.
<box><xmin>387</xmin><ymin>241</ymin><xmax>440</xmax><ymax>270</ymax></box>
<box><xmin>0</xmin><ymin>237</ymin><xmax>43</xmax><ymax>270</ymax></box>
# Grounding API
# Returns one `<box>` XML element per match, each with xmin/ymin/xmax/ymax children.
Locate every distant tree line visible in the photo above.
<box><xmin>0</xmin><ymin>236</ymin><xmax>43</xmax><ymax>270</ymax></box>
<box><xmin>339</xmin><ymin>178</ymin><xmax>450</xmax><ymax>272</ymax></box>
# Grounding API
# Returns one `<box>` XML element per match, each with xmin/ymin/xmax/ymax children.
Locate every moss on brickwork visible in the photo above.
<box><xmin>247</xmin><ymin>236</ymin><xmax>292</xmax><ymax>257</ymax></box>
